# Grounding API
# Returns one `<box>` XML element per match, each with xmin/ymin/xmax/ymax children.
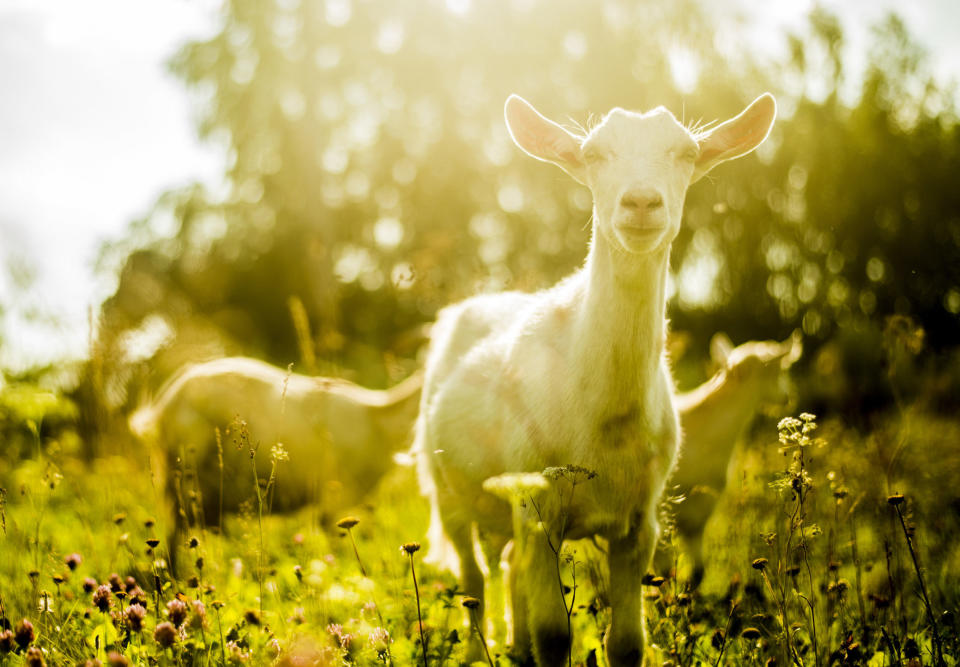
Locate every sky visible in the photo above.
<box><xmin>0</xmin><ymin>0</ymin><xmax>958</xmax><ymax>373</ymax></box>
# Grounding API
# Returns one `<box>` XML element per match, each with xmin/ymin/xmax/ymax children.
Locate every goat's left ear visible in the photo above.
<box><xmin>779</xmin><ymin>329</ymin><xmax>803</xmax><ymax>369</ymax></box>
<box><xmin>692</xmin><ymin>93</ymin><xmax>776</xmax><ymax>183</ymax></box>
<box><xmin>504</xmin><ymin>95</ymin><xmax>587</xmax><ymax>184</ymax></box>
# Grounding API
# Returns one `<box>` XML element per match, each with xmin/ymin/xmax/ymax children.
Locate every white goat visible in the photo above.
<box><xmin>130</xmin><ymin>358</ymin><xmax>422</xmax><ymax>553</ymax></box>
<box><xmin>415</xmin><ymin>93</ymin><xmax>776</xmax><ymax>665</ymax></box>
<box><xmin>663</xmin><ymin>331</ymin><xmax>802</xmax><ymax>584</ymax></box>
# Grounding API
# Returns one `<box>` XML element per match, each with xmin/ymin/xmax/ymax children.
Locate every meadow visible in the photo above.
<box><xmin>3</xmin><ymin>1</ymin><xmax>960</xmax><ymax>665</ymax></box>
<box><xmin>1</xmin><ymin>382</ymin><xmax>958</xmax><ymax>666</ymax></box>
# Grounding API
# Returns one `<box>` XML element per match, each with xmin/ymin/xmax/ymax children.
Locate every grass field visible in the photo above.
<box><xmin>1</xmin><ymin>405</ymin><xmax>958</xmax><ymax>666</ymax></box>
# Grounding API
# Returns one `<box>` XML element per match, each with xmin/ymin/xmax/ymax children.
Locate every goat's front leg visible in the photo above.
<box><xmin>523</xmin><ymin>526</ymin><xmax>570</xmax><ymax>666</ymax></box>
<box><xmin>605</xmin><ymin>512</ymin><xmax>658</xmax><ymax>667</ymax></box>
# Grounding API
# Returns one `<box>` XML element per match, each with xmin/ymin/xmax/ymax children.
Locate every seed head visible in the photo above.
<box><xmin>461</xmin><ymin>596</ymin><xmax>481</xmax><ymax>610</ymax></box>
<box><xmin>751</xmin><ymin>558</ymin><xmax>769</xmax><ymax>571</ymax></box>
<box><xmin>83</xmin><ymin>577</ymin><xmax>97</xmax><ymax>593</ymax></box>
<box><xmin>887</xmin><ymin>493</ymin><xmax>905</xmax><ymax>507</ymax></box>
<box><xmin>108</xmin><ymin>573</ymin><xmax>123</xmax><ymax>593</ymax></box>
<box><xmin>742</xmin><ymin>627</ymin><xmax>762</xmax><ymax>640</ymax></box>
<box><xmin>65</xmin><ymin>553</ymin><xmax>82</xmax><ymax>571</ymax></box>
<box><xmin>14</xmin><ymin>619</ymin><xmax>35</xmax><ymax>649</ymax></box>
<box><xmin>128</xmin><ymin>586</ymin><xmax>147</xmax><ymax>607</ymax></box>
<box><xmin>93</xmin><ymin>585</ymin><xmax>113</xmax><ymax>612</ymax></box>
<box><xmin>166</xmin><ymin>599</ymin><xmax>189</xmax><ymax>627</ymax></box>
<box><xmin>153</xmin><ymin>621</ymin><xmax>178</xmax><ymax>648</ymax></box>
<box><xmin>25</xmin><ymin>646</ymin><xmax>45</xmax><ymax>667</ymax></box>
<box><xmin>401</xmin><ymin>542</ymin><xmax>421</xmax><ymax>555</ymax></box>
<box><xmin>0</xmin><ymin>629</ymin><xmax>14</xmax><ymax>653</ymax></box>
<box><xmin>124</xmin><ymin>604</ymin><xmax>147</xmax><ymax>632</ymax></box>
<box><xmin>107</xmin><ymin>652</ymin><xmax>131</xmax><ymax>667</ymax></box>
<box><xmin>336</xmin><ymin>516</ymin><xmax>359</xmax><ymax>530</ymax></box>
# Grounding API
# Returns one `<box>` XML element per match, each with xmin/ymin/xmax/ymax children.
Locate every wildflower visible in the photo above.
<box><xmin>112</xmin><ymin>513</ymin><xmax>126</xmax><ymax>525</ymax></box>
<box><xmin>189</xmin><ymin>600</ymin><xmax>207</xmax><ymax>629</ymax></box>
<box><xmin>226</xmin><ymin>640</ymin><xmax>251</xmax><ymax>662</ymax></box>
<box><xmin>108</xmin><ymin>573</ymin><xmax>123</xmax><ymax>593</ymax></box>
<box><xmin>244</xmin><ymin>609</ymin><xmax>261</xmax><ymax>626</ymax></box>
<box><xmin>370</xmin><ymin>626</ymin><xmax>391</xmax><ymax>647</ymax></box>
<box><xmin>145</xmin><ymin>538</ymin><xmax>160</xmax><ymax>549</ymax></box>
<box><xmin>461</xmin><ymin>596</ymin><xmax>481</xmax><ymax>610</ymax></box>
<box><xmin>166</xmin><ymin>599</ymin><xmax>189</xmax><ymax>627</ymax></box>
<box><xmin>65</xmin><ymin>553</ymin><xmax>82</xmax><ymax>571</ymax></box>
<box><xmin>336</xmin><ymin>516</ymin><xmax>359</xmax><ymax>530</ymax></box>
<box><xmin>401</xmin><ymin>542</ymin><xmax>421</xmax><ymax>555</ymax></box>
<box><xmin>828</xmin><ymin>560</ymin><xmax>841</xmax><ymax>572</ymax></box>
<box><xmin>211</xmin><ymin>600</ymin><xmax>225</xmax><ymax>610</ymax></box>
<box><xmin>887</xmin><ymin>493</ymin><xmax>905</xmax><ymax>506</ymax></box>
<box><xmin>294</xmin><ymin>565</ymin><xmax>302</xmax><ymax>582</ymax></box>
<box><xmin>188</xmin><ymin>536</ymin><xmax>200</xmax><ymax>548</ymax></box>
<box><xmin>786</xmin><ymin>564</ymin><xmax>801</xmax><ymax>577</ymax></box>
<box><xmin>107</xmin><ymin>652</ymin><xmax>130</xmax><ymax>667</ymax></box>
<box><xmin>187</xmin><ymin>576</ymin><xmax>200</xmax><ymax>589</ymax></box>
<box><xmin>327</xmin><ymin>624</ymin><xmax>353</xmax><ymax>650</ymax></box>
<box><xmin>0</xmin><ymin>629</ymin><xmax>15</xmax><ymax>653</ymax></box>
<box><xmin>128</xmin><ymin>586</ymin><xmax>147</xmax><ymax>607</ymax></box>
<box><xmin>641</xmin><ymin>574</ymin><xmax>665</xmax><ymax>587</ymax></box>
<box><xmin>28</xmin><ymin>570</ymin><xmax>39</xmax><ymax>583</ymax></box>
<box><xmin>271</xmin><ymin>443</ymin><xmax>290</xmax><ymax>462</ymax></box>
<box><xmin>153</xmin><ymin>621</ymin><xmax>177</xmax><ymax>648</ymax></box>
<box><xmin>14</xmin><ymin>619</ymin><xmax>35</xmax><ymax>650</ymax></box>
<box><xmin>751</xmin><ymin>558</ymin><xmax>768</xmax><ymax>571</ymax></box>
<box><xmin>25</xmin><ymin>646</ymin><xmax>45</xmax><ymax>667</ymax></box>
<box><xmin>741</xmin><ymin>627</ymin><xmax>762</xmax><ymax>640</ymax></box>
<box><xmin>93</xmin><ymin>585</ymin><xmax>113</xmax><ymax>612</ymax></box>
<box><xmin>144</xmin><ymin>517</ymin><xmax>155</xmax><ymax>529</ymax></box>
<box><xmin>124</xmin><ymin>604</ymin><xmax>147</xmax><ymax>632</ymax></box>
<box><xmin>710</xmin><ymin>629</ymin><xmax>725</xmax><ymax>651</ymax></box>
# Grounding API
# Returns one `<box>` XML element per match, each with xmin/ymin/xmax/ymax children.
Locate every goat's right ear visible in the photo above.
<box><xmin>710</xmin><ymin>332</ymin><xmax>734</xmax><ymax>367</ymax></box>
<box><xmin>505</xmin><ymin>95</ymin><xmax>586</xmax><ymax>184</ymax></box>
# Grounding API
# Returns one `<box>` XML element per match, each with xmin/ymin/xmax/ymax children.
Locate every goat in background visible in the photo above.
<box><xmin>129</xmin><ymin>357</ymin><xmax>422</xmax><ymax>564</ymax></box>
<box><xmin>663</xmin><ymin>331</ymin><xmax>803</xmax><ymax>586</ymax></box>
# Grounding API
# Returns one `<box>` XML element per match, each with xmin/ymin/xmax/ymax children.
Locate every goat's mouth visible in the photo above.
<box><xmin>616</xmin><ymin>222</ymin><xmax>664</xmax><ymax>237</ymax></box>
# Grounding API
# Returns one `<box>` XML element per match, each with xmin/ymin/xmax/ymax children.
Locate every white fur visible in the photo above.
<box><xmin>415</xmin><ymin>93</ymin><xmax>777</xmax><ymax>666</ymax></box>
<box><xmin>130</xmin><ymin>357</ymin><xmax>422</xmax><ymax>538</ymax></box>
<box><xmin>665</xmin><ymin>332</ymin><xmax>802</xmax><ymax>582</ymax></box>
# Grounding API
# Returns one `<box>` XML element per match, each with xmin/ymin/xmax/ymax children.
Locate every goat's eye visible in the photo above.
<box><xmin>582</xmin><ymin>147</ymin><xmax>605</xmax><ymax>164</ymax></box>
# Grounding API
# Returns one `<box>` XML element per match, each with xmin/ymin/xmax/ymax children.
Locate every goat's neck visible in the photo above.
<box><xmin>574</xmin><ymin>224</ymin><xmax>670</xmax><ymax>415</ymax></box>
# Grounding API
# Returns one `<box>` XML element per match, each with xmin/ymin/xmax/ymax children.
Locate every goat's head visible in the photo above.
<box><xmin>504</xmin><ymin>94</ymin><xmax>777</xmax><ymax>254</ymax></box>
<box><xmin>711</xmin><ymin>330</ymin><xmax>803</xmax><ymax>407</ymax></box>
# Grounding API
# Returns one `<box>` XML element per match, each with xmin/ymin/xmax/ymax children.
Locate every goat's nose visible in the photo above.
<box><xmin>620</xmin><ymin>188</ymin><xmax>663</xmax><ymax>212</ymax></box>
